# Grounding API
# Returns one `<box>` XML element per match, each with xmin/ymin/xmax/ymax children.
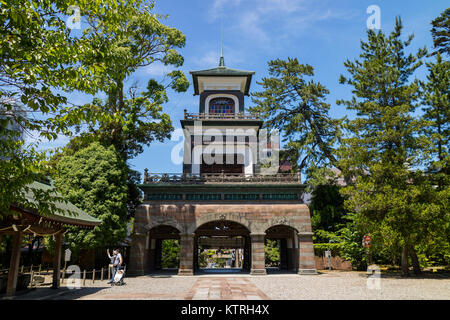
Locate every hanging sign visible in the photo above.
<box><xmin>64</xmin><ymin>248</ymin><xmax>72</xmax><ymax>262</ymax></box>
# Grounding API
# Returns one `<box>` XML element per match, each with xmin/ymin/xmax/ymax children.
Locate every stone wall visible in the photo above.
<box><xmin>314</xmin><ymin>256</ymin><xmax>352</xmax><ymax>270</ymax></box>
<box><xmin>132</xmin><ymin>201</ymin><xmax>312</xmax><ymax>235</ymax></box>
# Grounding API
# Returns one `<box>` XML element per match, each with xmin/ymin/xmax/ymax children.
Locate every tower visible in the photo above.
<box><xmin>129</xmin><ymin>54</ymin><xmax>317</xmax><ymax>277</ymax></box>
<box><xmin>182</xmin><ymin>55</ymin><xmax>261</xmax><ymax>176</ymax></box>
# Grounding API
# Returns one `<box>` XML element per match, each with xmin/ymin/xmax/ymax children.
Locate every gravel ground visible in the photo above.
<box><xmin>9</xmin><ymin>271</ymin><xmax>450</xmax><ymax>300</ymax></box>
<box><xmin>249</xmin><ymin>271</ymin><xmax>450</xmax><ymax>300</ymax></box>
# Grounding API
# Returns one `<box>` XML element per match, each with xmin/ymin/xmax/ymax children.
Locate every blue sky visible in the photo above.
<box><xmin>35</xmin><ymin>0</ymin><xmax>449</xmax><ymax>177</ymax></box>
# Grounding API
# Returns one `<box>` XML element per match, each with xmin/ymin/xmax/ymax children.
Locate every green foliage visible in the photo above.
<box><xmin>336</xmin><ymin>17</ymin><xmax>449</xmax><ymax>275</ymax></box>
<box><xmin>161</xmin><ymin>239</ymin><xmax>180</xmax><ymax>268</ymax></box>
<box><xmin>309</xmin><ymin>184</ymin><xmax>346</xmax><ymax>237</ymax></box>
<box><xmin>67</xmin><ymin>0</ymin><xmax>189</xmax><ymax>160</ymax></box>
<box><xmin>250</xmin><ymin>58</ymin><xmax>341</xmax><ymax>173</ymax></box>
<box><xmin>264</xmin><ymin>239</ymin><xmax>280</xmax><ymax>266</ymax></box>
<box><xmin>430</xmin><ymin>8</ymin><xmax>449</xmax><ymax>56</ymax></box>
<box><xmin>1</xmin><ymin>0</ymin><xmax>187</xmax><ymax>220</ymax></box>
<box><xmin>52</xmin><ymin>142</ymin><xmax>128</xmax><ymax>258</ymax></box>
<box><xmin>0</xmin><ymin>0</ymin><xmax>103</xmax><ymax>217</ymax></box>
<box><xmin>197</xmin><ymin>249</ymin><xmax>210</xmax><ymax>268</ymax></box>
<box><xmin>422</xmin><ymin>53</ymin><xmax>450</xmax><ymax>188</ymax></box>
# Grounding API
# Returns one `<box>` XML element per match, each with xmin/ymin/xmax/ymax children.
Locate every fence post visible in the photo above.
<box><xmin>38</xmin><ymin>264</ymin><xmax>41</xmax><ymax>275</ymax></box>
<box><xmin>30</xmin><ymin>270</ymin><xmax>34</xmax><ymax>288</ymax></box>
<box><xmin>92</xmin><ymin>269</ymin><xmax>95</xmax><ymax>284</ymax></box>
<box><xmin>30</xmin><ymin>264</ymin><xmax>33</xmax><ymax>273</ymax></box>
<box><xmin>61</xmin><ymin>268</ymin><xmax>66</xmax><ymax>283</ymax></box>
<box><xmin>83</xmin><ymin>270</ymin><xmax>86</xmax><ymax>286</ymax></box>
<box><xmin>21</xmin><ymin>265</ymin><xmax>24</xmax><ymax>274</ymax></box>
<box><xmin>101</xmin><ymin>268</ymin><xmax>104</xmax><ymax>281</ymax></box>
<box><xmin>108</xmin><ymin>265</ymin><xmax>111</xmax><ymax>280</ymax></box>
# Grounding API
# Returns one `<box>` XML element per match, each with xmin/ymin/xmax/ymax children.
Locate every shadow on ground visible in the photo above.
<box><xmin>2</xmin><ymin>286</ymin><xmax>109</xmax><ymax>300</ymax></box>
<box><xmin>357</xmin><ymin>270</ymin><xmax>450</xmax><ymax>280</ymax></box>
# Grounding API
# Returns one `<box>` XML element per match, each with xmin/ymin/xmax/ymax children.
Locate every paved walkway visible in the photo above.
<box><xmin>185</xmin><ymin>277</ymin><xmax>270</xmax><ymax>300</ymax></box>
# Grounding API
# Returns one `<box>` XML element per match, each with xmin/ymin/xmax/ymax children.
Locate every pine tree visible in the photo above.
<box><xmin>337</xmin><ymin>18</ymin><xmax>428</xmax><ymax>276</ymax></box>
<box><xmin>423</xmin><ymin>53</ymin><xmax>450</xmax><ymax>188</ymax></box>
<box><xmin>430</xmin><ymin>8</ymin><xmax>449</xmax><ymax>56</ymax></box>
<box><xmin>250</xmin><ymin>58</ymin><xmax>341</xmax><ymax>173</ymax></box>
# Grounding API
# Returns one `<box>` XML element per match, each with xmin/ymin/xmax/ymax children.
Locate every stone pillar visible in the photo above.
<box><xmin>52</xmin><ymin>231</ymin><xmax>63</xmax><ymax>289</ymax></box>
<box><xmin>298</xmin><ymin>232</ymin><xmax>318</xmax><ymax>274</ymax></box>
<box><xmin>6</xmin><ymin>230</ymin><xmax>23</xmax><ymax>296</ymax></box>
<box><xmin>250</xmin><ymin>234</ymin><xmax>266</xmax><ymax>275</ymax></box>
<box><xmin>178</xmin><ymin>234</ymin><xmax>194</xmax><ymax>276</ymax></box>
<box><xmin>128</xmin><ymin>232</ymin><xmax>147</xmax><ymax>275</ymax></box>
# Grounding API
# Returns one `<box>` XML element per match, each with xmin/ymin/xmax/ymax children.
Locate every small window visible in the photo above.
<box><xmin>209</xmin><ymin>97</ymin><xmax>235</xmax><ymax>114</ymax></box>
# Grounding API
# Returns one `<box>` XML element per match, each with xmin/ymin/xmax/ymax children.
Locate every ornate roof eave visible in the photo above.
<box><xmin>189</xmin><ymin>61</ymin><xmax>255</xmax><ymax>96</ymax></box>
<box><xmin>8</xmin><ymin>204</ymin><xmax>100</xmax><ymax>229</ymax></box>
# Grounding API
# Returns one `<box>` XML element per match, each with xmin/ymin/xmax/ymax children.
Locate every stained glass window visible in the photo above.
<box><xmin>209</xmin><ymin>97</ymin><xmax>235</xmax><ymax>114</ymax></box>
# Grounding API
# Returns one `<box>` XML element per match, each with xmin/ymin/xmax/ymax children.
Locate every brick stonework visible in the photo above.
<box><xmin>129</xmin><ymin>201</ymin><xmax>317</xmax><ymax>276</ymax></box>
<box><xmin>298</xmin><ymin>232</ymin><xmax>318</xmax><ymax>274</ymax></box>
<box><xmin>250</xmin><ymin>234</ymin><xmax>266</xmax><ymax>275</ymax></box>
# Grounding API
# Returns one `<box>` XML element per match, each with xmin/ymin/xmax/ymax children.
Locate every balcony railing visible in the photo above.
<box><xmin>183</xmin><ymin>110</ymin><xmax>261</xmax><ymax>121</ymax></box>
<box><xmin>142</xmin><ymin>171</ymin><xmax>301</xmax><ymax>185</ymax></box>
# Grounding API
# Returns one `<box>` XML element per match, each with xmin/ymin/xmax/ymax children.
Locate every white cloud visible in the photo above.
<box><xmin>209</xmin><ymin>0</ymin><xmax>242</xmax><ymax>19</ymax></box>
<box><xmin>238</xmin><ymin>11</ymin><xmax>269</xmax><ymax>43</ymax></box>
<box><xmin>143</xmin><ymin>62</ymin><xmax>174</xmax><ymax>77</ymax></box>
<box><xmin>193</xmin><ymin>50</ymin><xmax>219</xmax><ymax>68</ymax></box>
<box><xmin>191</xmin><ymin>47</ymin><xmax>246</xmax><ymax>69</ymax></box>
<box><xmin>208</xmin><ymin>0</ymin><xmax>357</xmax><ymax>45</ymax></box>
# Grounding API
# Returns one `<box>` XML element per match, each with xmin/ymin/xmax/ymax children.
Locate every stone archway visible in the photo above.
<box><xmin>265</xmin><ymin>224</ymin><xmax>298</xmax><ymax>272</ymax></box>
<box><xmin>187</xmin><ymin>212</ymin><xmax>253</xmax><ymax>235</ymax></box>
<box><xmin>147</xmin><ymin>225</ymin><xmax>181</xmax><ymax>273</ymax></box>
<box><xmin>194</xmin><ymin>220</ymin><xmax>251</xmax><ymax>272</ymax></box>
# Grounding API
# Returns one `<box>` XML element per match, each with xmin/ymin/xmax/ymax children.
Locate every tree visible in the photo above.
<box><xmin>0</xmin><ymin>0</ymin><xmax>103</xmax><ymax>217</ymax></box>
<box><xmin>161</xmin><ymin>239</ymin><xmax>180</xmax><ymax>269</ymax></box>
<box><xmin>420</xmin><ymin>52</ymin><xmax>450</xmax><ymax>267</ymax></box>
<box><xmin>53</xmin><ymin>142</ymin><xmax>128</xmax><ymax>258</ymax></box>
<box><xmin>249</xmin><ymin>58</ymin><xmax>341</xmax><ymax>174</ymax></box>
<box><xmin>264</xmin><ymin>239</ymin><xmax>280</xmax><ymax>267</ymax></box>
<box><xmin>423</xmin><ymin>53</ymin><xmax>450</xmax><ymax>188</ymax></box>
<box><xmin>337</xmin><ymin>17</ymin><xmax>430</xmax><ymax>276</ymax></box>
<box><xmin>67</xmin><ymin>0</ymin><xmax>189</xmax><ymax>160</ymax></box>
<box><xmin>309</xmin><ymin>184</ymin><xmax>346</xmax><ymax>238</ymax></box>
<box><xmin>61</xmin><ymin>0</ymin><xmax>189</xmax><ymax>221</ymax></box>
<box><xmin>430</xmin><ymin>8</ymin><xmax>450</xmax><ymax>56</ymax></box>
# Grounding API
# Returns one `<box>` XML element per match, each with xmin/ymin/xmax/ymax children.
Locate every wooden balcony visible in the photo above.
<box><xmin>142</xmin><ymin>171</ymin><xmax>301</xmax><ymax>185</ymax></box>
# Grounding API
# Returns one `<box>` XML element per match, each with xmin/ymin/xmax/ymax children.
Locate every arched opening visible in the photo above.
<box><xmin>194</xmin><ymin>220</ymin><xmax>251</xmax><ymax>274</ymax></box>
<box><xmin>147</xmin><ymin>225</ymin><xmax>180</xmax><ymax>274</ymax></box>
<box><xmin>265</xmin><ymin>225</ymin><xmax>298</xmax><ymax>273</ymax></box>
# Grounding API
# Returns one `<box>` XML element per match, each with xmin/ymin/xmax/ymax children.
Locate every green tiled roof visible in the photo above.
<box><xmin>21</xmin><ymin>181</ymin><xmax>101</xmax><ymax>227</ymax></box>
<box><xmin>189</xmin><ymin>65</ymin><xmax>255</xmax><ymax>77</ymax></box>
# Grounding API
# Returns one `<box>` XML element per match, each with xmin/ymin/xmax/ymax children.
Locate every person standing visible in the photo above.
<box><xmin>107</xmin><ymin>249</ymin><xmax>115</xmax><ymax>281</ymax></box>
<box><xmin>108</xmin><ymin>249</ymin><xmax>123</xmax><ymax>284</ymax></box>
